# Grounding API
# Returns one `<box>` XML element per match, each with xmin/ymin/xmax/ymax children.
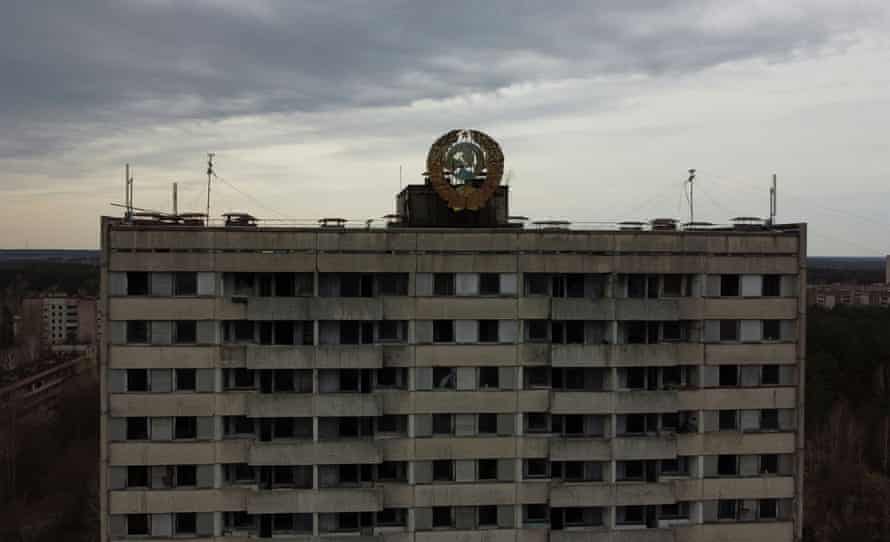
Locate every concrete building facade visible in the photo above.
<box><xmin>21</xmin><ymin>294</ymin><xmax>97</xmax><ymax>346</ymax></box>
<box><xmin>99</xmin><ymin>218</ymin><xmax>806</xmax><ymax>542</ymax></box>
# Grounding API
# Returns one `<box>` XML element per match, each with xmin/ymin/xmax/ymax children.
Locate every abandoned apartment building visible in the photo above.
<box><xmin>100</xmin><ymin>130</ymin><xmax>805</xmax><ymax>542</ymax></box>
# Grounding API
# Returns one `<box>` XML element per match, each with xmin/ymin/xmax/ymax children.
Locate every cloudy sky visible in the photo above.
<box><xmin>1</xmin><ymin>1</ymin><xmax>889</xmax><ymax>254</ymax></box>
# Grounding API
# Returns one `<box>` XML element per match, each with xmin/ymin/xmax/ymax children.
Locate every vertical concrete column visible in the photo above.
<box><xmin>692</xmin><ymin>501</ymin><xmax>704</xmax><ymax>524</ymax></box>
<box><xmin>407</xmin><ymin>413</ymin><xmax>416</xmax><ymax>438</ymax></box>
<box><xmin>213</xmin><ymin>464</ymin><xmax>223</xmax><ymax>489</ymax></box>
<box><xmin>610</xmin><ymin>367</ymin><xmax>618</xmax><ymax>392</ymax></box>
<box><xmin>407</xmin><ymin>509</ymin><xmax>416</xmax><ymax>533</ymax></box>
<box><xmin>313</xmin><ymin>465</ymin><xmax>319</xmax><ymax>490</ymax></box>
<box><xmin>608</xmin><ymin>506</ymin><xmax>616</xmax><ymax>529</ymax></box>
<box><xmin>213</xmin><ymin>512</ymin><xmax>223</xmax><ymax>536</ymax></box>
<box><xmin>312</xmin><ymin>416</ymin><xmax>319</xmax><ymax>442</ymax></box>
<box><xmin>213</xmin><ymin>416</ymin><xmax>223</xmax><ymax>440</ymax></box>
<box><xmin>313</xmin><ymin>512</ymin><xmax>319</xmax><ymax>536</ymax></box>
<box><xmin>214</xmin><ymin>368</ymin><xmax>223</xmax><ymax>393</ymax></box>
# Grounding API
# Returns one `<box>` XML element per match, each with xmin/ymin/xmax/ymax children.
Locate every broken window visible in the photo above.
<box><xmin>719</xmin><ymin>320</ymin><xmax>739</xmax><ymax>342</ymax></box>
<box><xmin>433</xmin><ymin>460</ymin><xmax>454</xmax><ymax>482</ymax></box>
<box><xmin>717</xmin><ymin>500</ymin><xmax>737</xmax><ymax>520</ymax></box>
<box><xmin>761</xmin><ymin>365</ymin><xmax>780</xmax><ymax>385</ymax></box>
<box><xmin>233</xmin><ymin>320</ymin><xmax>254</xmax><ymax>342</ymax></box>
<box><xmin>479</xmin><ymin>273</ymin><xmax>500</xmax><ymax>295</ymax></box>
<box><xmin>127</xmin><ymin>514</ymin><xmax>150</xmax><ymax>535</ymax></box>
<box><xmin>233</xmin><ymin>273</ymin><xmax>254</xmax><ymax>296</ymax></box>
<box><xmin>525</xmin><ymin>413</ymin><xmax>550</xmax><ymax>434</ymax></box>
<box><xmin>478</xmin><ymin>367</ymin><xmax>499</xmax><ymax>388</ymax></box>
<box><xmin>566</xmin><ymin>274</ymin><xmax>585</xmax><ymax>298</ymax></box>
<box><xmin>524</xmin><ymin>459</ymin><xmax>549</xmax><ymax>479</ymax></box>
<box><xmin>127</xmin><ymin>369</ymin><xmax>149</xmax><ymax>392</ymax></box>
<box><xmin>717</xmin><ymin>455</ymin><xmax>738</xmax><ymax>476</ymax></box>
<box><xmin>377</xmin><ymin>273</ymin><xmax>408</xmax><ymax>296</ymax></box>
<box><xmin>524</xmin><ymin>504</ymin><xmax>549</xmax><ymax>525</ymax></box>
<box><xmin>525</xmin><ymin>274</ymin><xmax>550</xmax><ymax>296</ymax></box>
<box><xmin>173</xmin><ymin>272</ymin><xmax>197</xmax><ymax>296</ymax></box>
<box><xmin>433</xmin><ymin>367</ymin><xmax>456</xmax><ymax>389</ymax></box>
<box><xmin>126</xmin><ymin>417</ymin><xmax>148</xmax><ymax>440</ymax></box>
<box><xmin>477</xmin><ymin>459</ymin><xmax>498</xmax><ymax>480</ymax></box>
<box><xmin>663</xmin><ymin>275</ymin><xmax>684</xmax><ymax>297</ymax></box>
<box><xmin>127</xmin><ymin>272</ymin><xmax>149</xmax><ymax>296</ymax></box>
<box><xmin>478</xmin><ymin>506</ymin><xmax>498</xmax><ymax>527</ymax></box>
<box><xmin>627</xmin><ymin>275</ymin><xmax>647</xmax><ymax>298</ymax></box>
<box><xmin>720</xmin><ymin>275</ymin><xmax>740</xmax><ymax>296</ymax></box>
<box><xmin>176</xmin><ymin>465</ymin><xmax>197</xmax><ymax>487</ymax></box>
<box><xmin>432</xmin><ymin>414</ymin><xmax>453</xmax><ymax>435</ymax></box>
<box><xmin>126</xmin><ymin>321</ymin><xmax>149</xmax><ymax>343</ymax></box>
<box><xmin>760</xmin><ymin>454</ymin><xmax>779</xmax><ymax>475</ymax></box>
<box><xmin>478</xmin><ymin>320</ymin><xmax>499</xmax><ymax>343</ymax></box>
<box><xmin>662</xmin><ymin>322</ymin><xmax>686</xmax><ymax>342</ymax></box>
<box><xmin>175</xmin><ymin>369</ymin><xmax>196</xmax><ymax>391</ymax></box>
<box><xmin>719</xmin><ymin>410</ymin><xmax>738</xmax><ymax>430</ymax></box>
<box><xmin>174</xmin><ymin>320</ymin><xmax>197</xmax><ymax>344</ymax></box>
<box><xmin>762</xmin><ymin>275</ymin><xmax>781</xmax><ymax>297</ymax></box>
<box><xmin>127</xmin><ymin>466</ymin><xmax>149</xmax><ymax>488</ymax></box>
<box><xmin>174</xmin><ymin>417</ymin><xmax>197</xmax><ymax>439</ymax></box>
<box><xmin>760</xmin><ymin>409</ymin><xmax>779</xmax><ymax>430</ymax></box>
<box><xmin>719</xmin><ymin>365</ymin><xmax>739</xmax><ymax>386</ymax></box>
<box><xmin>434</xmin><ymin>273</ymin><xmax>455</xmax><ymax>296</ymax></box>
<box><xmin>626</xmin><ymin>368</ymin><xmax>646</xmax><ymax>389</ymax></box>
<box><xmin>478</xmin><ymin>414</ymin><xmax>498</xmax><ymax>434</ymax></box>
<box><xmin>565</xmin><ymin>321</ymin><xmax>585</xmax><ymax>344</ymax></box>
<box><xmin>433</xmin><ymin>320</ymin><xmax>454</xmax><ymax>343</ymax></box>
<box><xmin>378</xmin><ymin>321</ymin><xmax>403</xmax><ymax>342</ymax></box>
<box><xmin>762</xmin><ymin>320</ymin><xmax>781</xmax><ymax>341</ymax></box>
<box><xmin>759</xmin><ymin>499</ymin><xmax>778</xmax><ymax>519</ymax></box>
<box><xmin>526</xmin><ymin>320</ymin><xmax>549</xmax><ymax>342</ymax></box>
<box><xmin>432</xmin><ymin>507</ymin><xmax>453</xmax><ymax>528</ymax></box>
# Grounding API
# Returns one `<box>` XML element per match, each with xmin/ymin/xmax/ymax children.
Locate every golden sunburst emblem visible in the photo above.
<box><xmin>426</xmin><ymin>129</ymin><xmax>504</xmax><ymax>211</ymax></box>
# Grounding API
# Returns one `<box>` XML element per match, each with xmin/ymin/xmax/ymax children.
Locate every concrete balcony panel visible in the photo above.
<box><xmin>382</xmin><ymin>345</ymin><xmax>414</xmax><ymax>367</ymax></box>
<box><xmin>414</xmin><ymin>483</ymin><xmax>517</xmax><ymax>507</ymax></box>
<box><xmin>382</xmin><ymin>297</ymin><xmax>415</xmax><ymax>320</ymax></box>
<box><xmin>109</xmin><ymin>488</ymin><xmax>249</xmax><ymax>514</ymax></box>
<box><xmin>550</xmin><ymin>531</ymin><xmax>635</xmax><ymax>542</ymax></box>
<box><xmin>415</xmin><ymin>345</ymin><xmax>517</xmax><ymax>366</ymax></box>
<box><xmin>109</xmin><ymin>440</ymin><xmax>249</xmax><ymax>466</ymax></box>
<box><xmin>599</xmin><ymin>529</ymin><xmax>675</xmax><ymax>542</ymax></box>
<box><xmin>673</xmin><ymin>521</ymin><xmax>793</xmax><ymax>542</ymax></box>
<box><xmin>518</xmin><ymin>254</ymin><xmax>611</xmax><ymax>274</ymax></box>
<box><xmin>613</xmin><ymin>254</ymin><xmax>705</xmax><ymax>274</ymax></box>
<box><xmin>110</xmin><ymin>392</ymin><xmax>248</xmax><ymax>417</ymax></box>
<box><xmin>550</xmin><ymin>438</ymin><xmax>611</xmax><ymax>461</ymax></box>
<box><xmin>381</xmin><ymin>483</ymin><xmax>414</xmax><ymax>507</ymax></box>
<box><xmin>517</xmin><ymin>436</ymin><xmax>550</xmax><ymax>458</ymax></box>
<box><xmin>516</xmin><ymin>481</ymin><xmax>550</xmax><ymax>504</ymax></box>
<box><xmin>516</xmin><ymin>530</ymin><xmax>550</xmax><ymax>542</ymax></box>
<box><xmin>318</xmin><ymin>253</ymin><xmax>416</xmax><ymax>273</ymax></box>
<box><xmin>552</xmin><ymin>344</ymin><xmax>704</xmax><ymax>367</ymax></box>
<box><xmin>705</xmin><ymin>343</ymin><xmax>796</xmax><ymax>365</ymax></box>
<box><xmin>614</xmin><ymin>391</ymin><xmax>679</xmax><ymax>414</ymax></box>
<box><xmin>613</xmin><ymin>437</ymin><xmax>677</xmax><ymax>460</ymax></box>
<box><xmin>518</xmin><ymin>343</ymin><xmax>551</xmax><ymax>365</ymax></box>
<box><xmin>247</xmin><ymin>487</ymin><xmax>381</xmax><ymax>514</ymax></box>
<box><xmin>416</xmin><ymin>253</ymin><xmax>518</xmax><ymax>273</ymax></box>
<box><xmin>110</xmin><ymin>297</ymin><xmax>244</xmax><ymax>320</ymax></box>
<box><xmin>109</xmin><ymin>252</ymin><xmax>317</xmax><ymax>273</ymax></box>
<box><xmin>415</xmin><ymin>297</ymin><xmax>518</xmax><ymax>319</ymax></box>
<box><xmin>312</xmin><ymin>298</ymin><xmax>384</xmax><ymax>320</ymax></box>
<box><xmin>110</xmin><ymin>229</ymin><xmax>318</xmax><ymax>251</ymax></box>
<box><xmin>614</xmin><ymin>299</ymin><xmax>680</xmax><ymax>321</ymax></box>
<box><xmin>676</xmin><ymin>432</ymin><xmax>795</xmax><ymax>456</ymax></box>
<box><xmin>249</xmin><ymin>440</ymin><xmax>381</xmax><ymax>465</ymax></box>
<box><xmin>551</xmin><ymin>392</ymin><xmax>612</xmax><ymax>414</ymax></box>
<box><xmin>552</xmin><ymin>299</ymin><xmax>615</xmax><ymax>320</ymax></box>
<box><xmin>707</xmin><ymin>255</ymin><xmax>799</xmax><ymax>275</ymax></box>
<box><xmin>245</xmin><ymin>297</ymin><xmax>311</xmax><ymax>320</ymax></box>
<box><xmin>414</xmin><ymin>530</ymin><xmax>524</xmax><ymax>542</ymax></box>
<box><xmin>317</xmin><ymin>345</ymin><xmax>384</xmax><ymax>369</ymax></box>
<box><xmin>615</xmin><ymin>482</ymin><xmax>678</xmax><ymax>506</ymax></box>
<box><xmin>245</xmin><ymin>345</ymin><xmax>315</xmax><ymax>369</ymax></box>
<box><xmin>672</xmin><ymin>476</ymin><xmax>793</xmax><ymax>501</ymax></box>
<box><xmin>247</xmin><ymin>393</ymin><xmax>381</xmax><ymax>417</ymax></box>
<box><xmin>518</xmin><ymin>390</ymin><xmax>552</xmax><ymax>412</ymax></box>
<box><xmin>407</xmin><ymin>391</ymin><xmax>520</xmax><ymax>414</ymax></box>
<box><xmin>702</xmin><ymin>298</ymin><xmax>798</xmax><ymax>320</ymax></box>
<box><xmin>549</xmin><ymin>483</ymin><xmax>612</xmax><ymax>507</ymax></box>
<box><xmin>518</xmin><ymin>297</ymin><xmax>551</xmax><ymax>319</ymax></box>
<box><xmin>109</xmin><ymin>346</ymin><xmax>219</xmax><ymax>369</ymax></box>
<box><xmin>678</xmin><ymin>387</ymin><xmax>796</xmax><ymax>410</ymax></box>
<box><xmin>318</xmin><ymin>231</ymin><xmax>416</xmax><ymax>252</ymax></box>
<box><xmin>411</xmin><ymin>437</ymin><xmax>521</xmax><ymax>460</ymax></box>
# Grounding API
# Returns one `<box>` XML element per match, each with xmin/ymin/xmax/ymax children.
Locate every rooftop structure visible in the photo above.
<box><xmin>99</xmin><ymin>130</ymin><xmax>806</xmax><ymax>542</ymax></box>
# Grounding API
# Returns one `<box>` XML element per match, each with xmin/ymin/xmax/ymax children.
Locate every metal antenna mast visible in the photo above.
<box><xmin>206</xmin><ymin>153</ymin><xmax>215</xmax><ymax>226</ymax></box>
<box><xmin>769</xmin><ymin>173</ymin><xmax>777</xmax><ymax>226</ymax></box>
<box><xmin>173</xmin><ymin>182</ymin><xmax>178</xmax><ymax>216</ymax></box>
<box><xmin>686</xmin><ymin>169</ymin><xmax>696</xmax><ymax>224</ymax></box>
<box><xmin>124</xmin><ymin>164</ymin><xmax>135</xmax><ymax>221</ymax></box>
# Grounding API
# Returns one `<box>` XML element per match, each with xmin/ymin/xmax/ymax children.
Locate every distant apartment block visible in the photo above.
<box><xmin>807</xmin><ymin>283</ymin><xmax>890</xmax><ymax>308</ymax></box>
<box><xmin>20</xmin><ymin>294</ymin><xmax>97</xmax><ymax>346</ymax></box>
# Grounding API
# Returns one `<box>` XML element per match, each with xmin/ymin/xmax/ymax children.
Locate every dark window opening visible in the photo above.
<box><xmin>479</xmin><ymin>367</ymin><xmax>499</xmax><ymax>388</ymax></box>
<box><xmin>432</xmin><ymin>414</ymin><xmax>453</xmax><ymax>435</ymax></box>
<box><xmin>432</xmin><ymin>507</ymin><xmax>453</xmax><ymax>528</ymax></box>
<box><xmin>478</xmin><ymin>459</ymin><xmax>498</xmax><ymax>480</ymax></box>
<box><xmin>565</xmin><ymin>321</ymin><xmax>584</xmax><ymax>344</ymax></box>
<box><xmin>479</xmin><ymin>273</ymin><xmax>500</xmax><ymax>295</ymax></box>
<box><xmin>524</xmin><ymin>366</ymin><xmax>550</xmax><ymax>388</ymax></box>
<box><xmin>717</xmin><ymin>500</ymin><xmax>737</xmax><ymax>520</ymax></box>
<box><xmin>126</xmin><ymin>417</ymin><xmax>148</xmax><ymax>440</ymax></box>
<box><xmin>433</xmin><ymin>320</ymin><xmax>454</xmax><ymax>343</ymax></box>
<box><xmin>760</xmin><ymin>409</ymin><xmax>779</xmax><ymax>430</ymax></box>
<box><xmin>176</xmin><ymin>465</ymin><xmax>197</xmax><ymax>487</ymax></box>
<box><xmin>126</xmin><ymin>321</ymin><xmax>149</xmax><ymax>343</ymax></box>
<box><xmin>478</xmin><ymin>320</ymin><xmax>499</xmax><ymax>343</ymax></box>
<box><xmin>174</xmin><ymin>272</ymin><xmax>197</xmax><ymax>296</ymax></box>
<box><xmin>127</xmin><ymin>272</ymin><xmax>149</xmax><ymax>296</ymax></box>
<box><xmin>762</xmin><ymin>275</ymin><xmax>781</xmax><ymax>297</ymax></box>
<box><xmin>234</xmin><ymin>320</ymin><xmax>254</xmax><ymax>342</ymax></box>
<box><xmin>174</xmin><ymin>320</ymin><xmax>197</xmax><ymax>344</ymax></box>
<box><xmin>274</xmin><ymin>272</ymin><xmax>295</xmax><ymax>297</ymax></box>
<box><xmin>175</xmin><ymin>369</ymin><xmax>196</xmax><ymax>391</ymax></box>
<box><xmin>478</xmin><ymin>414</ymin><xmax>498</xmax><ymax>434</ymax></box>
<box><xmin>717</xmin><ymin>455</ymin><xmax>738</xmax><ymax>476</ymax></box>
<box><xmin>378</xmin><ymin>273</ymin><xmax>408</xmax><ymax>296</ymax></box>
<box><xmin>526</xmin><ymin>274</ymin><xmax>550</xmax><ymax>296</ymax></box>
<box><xmin>175</xmin><ymin>513</ymin><xmax>196</xmax><ymax>534</ymax></box>
<box><xmin>760</xmin><ymin>454</ymin><xmax>779</xmax><ymax>475</ymax></box>
<box><xmin>627</xmin><ymin>367</ymin><xmax>646</xmax><ymax>389</ymax></box>
<box><xmin>663</xmin><ymin>275</ymin><xmax>683</xmax><ymax>297</ymax></box>
<box><xmin>525</xmin><ymin>459</ymin><xmax>549</xmax><ymax>478</ymax></box>
<box><xmin>432</xmin><ymin>460</ymin><xmax>454</xmax><ymax>482</ymax></box>
<box><xmin>759</xmin><ymin>499</ymin><xmax>778</xmax><ymax>519</ymax></box>
<box><xmin>274</xmin><ymin>321</ymin><xmax>295</xmax><ymax>345</ymax></box>
<box><xmin>478</xmin><ymin>506</ymin><xmax>498</xmax><ymax>527</ymax></box>
<box><xmin>719</xmin><ymin>365</ymin><xmax>739</xmax><ymax>386</ymax></box>
<box><xmin>127</xmin><ymin>466</ymin><xmax>149</xmax><ymax>487</ymax></box>
<box><xmin>721</xmin><ymin>275</ymin><xmax>740</xmax><ymax>297</ymax></box>
<box><xmin>763</xmin><ymin>320</ymin><xmax>781</xmax><ymax>341</ymax></box>
<box><xmin>433</xmin><ymin>367</ymin><xmax>456</xmax><ymax>390</ymax></box>
<box><xmin>434</xmin><ymin>274</ymin><xmax>455</xmax><ymax>296</ymax></box>
<box><xmin>127</xmin><ymin>514</ymin><xmax>149</xmax><ymax>535</ymax></box>
<box><xmin>628</xmin><ymin>275</ymin><xmax>646</xmax><ymax>298</ymax></box>
<box><xmin>761</xmin><ymin>365</ymin><xmax>780</xmax><ymax>385</ymax></box>
<box><xmin>719</xmin><ymin>410</ymin><xmax>738</xmax><ymax>430</ymax></box>
<box><xmin>378</xmin><ymin>321</ymin><xmax>402</xmax><ymax>342</ymax></box>
<box><xmin>127</xmin><ymin>369</ymin><xmax>149</xmax><ymax>392</ymax></box>
<box><xmin>527</xmin><ymin>320</ymin><xmax>549</xmax><ymax>342</ymax></box>
<box><xmin>174</xmin><ymin>417</ymin><xmax>197</xmax><ymax>439</ymax></box>
<box><xmin>234</xmin><ymin>273</ymin><xmax>254</xmax><ymax>295</ymax></box>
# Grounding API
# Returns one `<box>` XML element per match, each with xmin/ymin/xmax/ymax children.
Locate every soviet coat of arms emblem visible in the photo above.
<box><xmin>426</xmin><ymin>129</ymin><xmax>504</xmax><ymax>211</ymax></box>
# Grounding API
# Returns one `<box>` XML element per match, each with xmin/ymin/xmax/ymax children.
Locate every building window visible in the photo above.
<box><xmin>526</xmin><ymin>320</ymin><xmax>549</xmax><ymax>342</ymax></box>
<box><xmin>719</xmin><ymin>365</ymin><xmax>739</xmax><ymax>386</ymax></box>
<box><xmin>173</xmin><ymin>272</ymin><xmax>198</xmax><ymax>296</ymax></box>
<box><xmin>759</xmin><ymin>499</ymin><xmax>778</xmax><ymax>519</ymax></box>
<box><xmin>174</xmin><ymin>417</ymin><xmax>197</xmax><ymax>439</ymax></box>
<box><xmin>760</xmin><ymin>454</ymin><xmax>779</xmax><ymax>475</ymax></box>
<box><xmin>175</xmin><ymin>369</ymin><xmax>196</xmax><ymax>391</ymax></box>
<box><xmin>719</xmin><ymin>320</ymin><xmax>739</xmax><ymax>342</ymax></box>
<box><xmin>378</xmin><ymin>273</ymin><xmax>408</xmax><ymax>296</ymax></box>
<box><xmin>478</xmin><ymin>506</ymin><xmax>498</xmax><ymax>528</ymax></box>
<box><xmin>126</xmin><ymin>417</ymin><xmax>149</xmax><ymax>440</ymax></box>
<box><xmin>762</xmin><ymin>275</ymin><xmax>781</xmax><ymax>297</ymax></box>
<box><xmin>376</xmin><ymin>508</ymin><xmax>406</xmax><ymax>527</ymax></box>
<box><xmin>174</xmin><ymin>321</ymin><xmax>197</xmax><ymax>344</ymax></box>
<box><xmin>663</xmin><ymin>275</ymin><xmax>684</xmax><ymax>297</ymax></box>
<box><xmin>760</xmin><ymin>409</ymin><xmax>779</xmax><ymax>431</ymax></box>
<box><xmin>127</xmin><ymin>466</ymin><xmax>149</xmax><ymax>488</ymax></box>
<box><xmin>525</xmin><ymin>274</ymin><xmax>550</xmax><ymax>296</ymax></box>
<box><xmin>478</xmin><ymin>459</ymin><xmax>498</xmax><ymax>480</ymax></box>
<box><xmin>525</xmin><ymin>413</ymin><xmax>550</xmax><ymax>434</ymax></box>
<box><xmin>126</xmin><ymin>321</ymin><xmax>149</xmax><ymax>343</ymax></box>
<box><xmin>127</xmin><ymin>514</ymin><xmax>150</xmax><ymax>535</ymax></box>
<box><xmin>524</xmin><ymin>366</ymin><xmax>550</xmax><ymax>388</ymax></box>
<box><xmin>378</xmin><ymin>321</ymin><xmax>403</xmax><ymax>343</ymax></box>
<box><xmin>478</xmin><ymin>414</ymin><xmax>498</xmax><ymax>434</ymax></box>
<box><xmin>432</xmin><ymin>460</ymin><xmax>454</xmax><ymax>482</ymax></box>
<box><xmin>717</xmin><ymin>455</ymin><xmax>738</xmax><ymax>476</ymax></box>
<box><xmin>762</xmin><ymin>320</ymin><xmax>781</xmax><ymax>341</ymax></box>
<box><xmin>524</xmin><ymin>504</ymin><xmax>549</xmax><ymax>526</ymax></box>
<box><xmin>478</xmin><ymin>320</ymin><xmax>500</xmax><ymax>343</ymax></box>
<box><xmin>433</xmin><ymin>320</ymin><xmax>454</xmax><ymax>343</ymax></box>
<box><xmin>434</xmin><ymin>274</ymin><xmax>455</xmax><ymax>296</ymax></box>
<box><xmin>478</xmin><ymin>367</ymin><xmax>499</xmax><ymax>389</ymax></box>
<box><xmin>761</xmin><ymin>364</ymin><xmax>780</xmax><ymax>385</ymax></box>
<box><xmin>717</xmin><ymin>500</ymin><xmax>737</xmax><ymax>520</ymax></box>
<box><xmin>233</xmin><ymin>321</ymin><xmax>254</xmax><ymax>343</ymax></box>
<box><xmin>127</xmin><ymin>369</ymin><xmax>149</xmax><ymax>392</ymax></box>
<box><xmin>433</xmin><ymin>367</ymin><xmax>456</xmax><ymax>389</ymax></box>
<box><xmin>127</xmin><ymin>273</ymin><xmax>149</xmax><ymax>296</ymax></box>
<box><xmin>719</xmin><ymin>410</ymin><xmax>738</xmax><ymax>431</ymax></box>
<box><xmin>720</xmin><ymin>275</ymin><xmax>740</xmax><ymax>297</ymax></box>
<box><xmin>524</xmin><ymin>459</ymin><xmax>549</xmax><ymax>479</ymax></box>
<box><xmin>479</xmin><ymin>273</ymin><xmax>501</xmax><ymax>295</ymax></box>
<box><xmin>432</xmin><ymin>506</ymin><xmax>453</xmax><ymax>528</ymax></box>
<box><xmin>432</xmin><ymin>414</ymin><xmax>453</xmax><ymax>435</ymax></box>
<box><xmin>175</xmin><ymin>513</ymin><xmax>196</xmax><ymax>535</ymax></box>
<box><xmin>176</xmin><ymin>465</ymin><xmax>197</xmax><ymax>487</ymax></box>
